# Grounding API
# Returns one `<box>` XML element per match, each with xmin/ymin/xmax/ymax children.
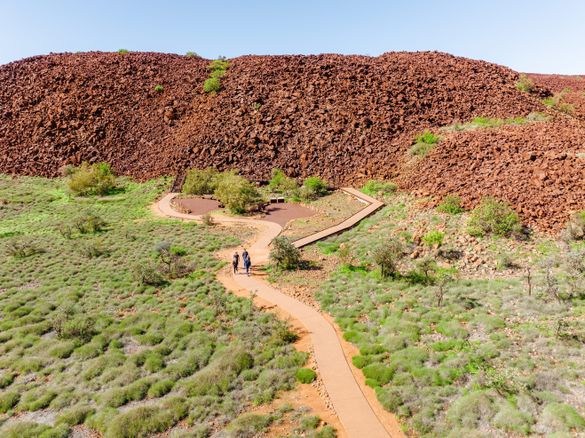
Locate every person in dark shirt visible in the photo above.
<box><xmin>244</xmin><ymin>254</ymin><xmax>252</xmax><ymax>276</ymax></box>
<box><xmin>232</xmin><ymin>251</ymin><xmax>240</xmax><ymax>274</ymax></box>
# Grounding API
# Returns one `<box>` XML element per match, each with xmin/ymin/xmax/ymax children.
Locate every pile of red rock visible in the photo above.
<box><xmin>1</xmin><ymin>51</ymin><xmax>583</xmax><ymax>232</ymax></box>
<box><xmin>398</xmin><ymin>117</ymin><xmax>585</xmax><ymax>232</ymax></box>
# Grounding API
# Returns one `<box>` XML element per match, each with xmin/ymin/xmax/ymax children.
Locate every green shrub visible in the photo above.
<box><xmin>296</xmin><ymin>368</ymin><xmax>317</xmax><ymax>384</ymax></box>
<box><xmin>468</xmin><ymin>198</ymin><xmax>522</xmax><ymax>237</ymax></box>
<box><xmin>133</xmin><ymin>262</ymin><xmax>167</xmax><ymax>286</ymax></box>
<box><xmin>515</xmin><ymin>74</ymin><xmax>535</xmax><ymax>93</ymax></box>
<box><xmin>226</xmin><ymin>413</ymin><xmax>273</xmax><ymax>437</ymax></box>
<box><xmin>409</xmin><ymin>131</ymin><xmax>439</xmax><ymax>157</ymax></box>
<box><xmin>105</xmin><ymin>398</ymin><xmax>188</xmax><ymax>438</ymax></box>
<box><xmin>52</xmin><ymin>308</ymin><xmax>96</xmax><ymax>342</ymax></box>
<box><xmin>185</xmin><ymin>51</ymin><xmax>199</xmax><ymax>57</ymax></box>
<box><xmin>268</xmin><ymin>169</ymin><xmax>299</xmax><ymax>195</ymax></box>
<box><xmin>300</xmin><ymin>415</ymin><xmax>321</xmax><ymax>430</ymax></box>
<box><xmin>182</xmin><ymin>168</ymin><xmax>219</xmax><ymax>195</ymax></box>
<box><xmin>0</xmin><ymin>390</ymin><xmax>20</xmax><ymax>413</ymax></box>
<box><xmin>20</xmin><ymin>389</ymin><xmax>57</xmax><ymax>411</ymax></box>
<box><xmin>79</xmin><ymin>238</ymin><xmax>109</xmax><ymax>258</ymax></box>
<box><xmin>543</xmin><ymin>92</ymin><xmax>574</xmax><ymax>114</ymax></box>
<box><xmin>213</xmin><ymin>172</ymin><xmax>262</xmax><ymax>214</ymax></box>
<box><xmin>67</xmin><ymin>162</ymin><xmax>116</xmax><ymax>196</ymax></box>
<box><xmin>154</xmin><ymin>84</ymin><xmax>164</xmax><ymax>92</ymax></box>
<box><xmin>361</xmin><ymin>180</ymin><xmax>398</xmax><ymax>197</ymax></box>
<box><xmin>73</xmin><ymin>212</ymin><xmax>108</xmax><ymax>234</ymax></box>
<box><xmin>314</xmin><ymin>425</ymin><xmax>337</xmax><ymax>438</ymax></box>
<box><xmin>148</xmin><ymin>379</ymin><xmax>175</xmax><ymax>398</ymax></box>
<box><xmin>541</xmin><ymin>402</ymin><xmax>585</xmax><ymax>432</ymax></box>
<box><xmin>56</xmin><ymin>405</ymin><xmax>94</xmax><ymax>426</ymax></box>
<box><xmin>421</xmin><ymin>230</ymin><xmax>444</xmax><ymax>247</ymax></box>
<box><xmin>562</xmin><ymin>210</ymin><xmax>585</xmax><ymax>241</ymax></box>
<box><xmin>203</xmin><ymin>77</ymin><xmax>221</xmax><ymax>93</ymax></box>
<box><xmin>362</xmin><ymin>363</ymin><xmax>394</xmax><ymax>386</ymax></box>
<box><xmin>5</xmin><ymin>238</ymin><xmax>44</xmax><ymax>258</ymax></box>
<box><xmin>492</xmin><ymin>401</ymin><xmax>533</xmax><ymax>434</ymax></box>
<box><xmin>373</xmin><ymin>238</ymin><xmax>405</xmax><ymax>278</ymax></box>
<box><xmin>446</xmin><ymin>391</ymin><xmax>495</xmax><ymax>428</ymax></box>
<box><xmin>0</xmin><ymin>372</ymin><xmax>15</xmax><ymax>389</ymax></box>
<box><xmin>118</xmin><ymin>49</ymin><xmax>129</xmax><ymax>54</ymax></box>
<box><xmin>301</xmin><ymin>176</ymin><xmax>328</xmax><ymax>200</ymax></box>
<box><xmin>2</xmin><ymin>422</ymin><xmax>70</xmax><ymax>438</ymax></box>
<box><xmin>270</xmin><ymin>236</ymin><xmax>301</xmax><ymax>270</ymax></box>
<box><xmin>437</xmin><ymin>196</ymin><xmax>464</xmax><ymax>214</ymax></box>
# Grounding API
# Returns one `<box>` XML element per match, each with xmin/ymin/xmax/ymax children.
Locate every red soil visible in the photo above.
<box><xmin>262</xmin><ymin>203</ymin><xmax>315</xmax><ymax>227</ymax></box>
<box><xmin>175</xmin><ymin>198</ymin><xmax>220</xmax><ymax>215</ymax></box>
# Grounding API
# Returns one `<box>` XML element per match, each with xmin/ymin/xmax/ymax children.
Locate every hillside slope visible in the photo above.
<box><xmin>0</xmin><ymin>51</ymin><xmax>541</xmax><ymax>181</ymax></box>
<box><xmin>1</xmin><ymin>51</ymin><xmax>583</xmax><ymax>231</ymax></box>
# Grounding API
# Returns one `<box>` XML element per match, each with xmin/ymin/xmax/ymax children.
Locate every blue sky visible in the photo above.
<box><xmin>1</xmin><ymin>0</ymin><xmax>583</xmax><ymax>73</ymax></box>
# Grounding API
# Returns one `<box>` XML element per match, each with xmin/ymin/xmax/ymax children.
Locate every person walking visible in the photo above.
<box><xmin>244</xmin><ymin>254</ymin><xmax>252</xmax><ymax>276</ymax></box>
<box><xmin>242</xmin><ymin>248</ymin><xmax>249</xmax><ymax>263</ymax></box>
<box><xmin>232</xmin><ymin>251</ymin><xmax>240</xmax><ymax>274</ymax></box>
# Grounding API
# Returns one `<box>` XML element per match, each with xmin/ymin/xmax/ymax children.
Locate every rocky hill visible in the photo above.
<box><xmin>1</xmin><ymin>51</ymin><xmax>583</xmax><ymax>231</ymax></box>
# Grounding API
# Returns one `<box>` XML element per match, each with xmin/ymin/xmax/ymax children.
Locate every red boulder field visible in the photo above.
<box><xmin>0</xmin><ymin>51</ymin><xmax>583</xmax><ymax>232</ymax></box>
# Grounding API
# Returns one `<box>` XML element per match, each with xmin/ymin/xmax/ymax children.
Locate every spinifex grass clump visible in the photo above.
<box><xmin>0</xmin><ymin>175</ymin><xmax>305</xmax><ymax>436</ymax></box>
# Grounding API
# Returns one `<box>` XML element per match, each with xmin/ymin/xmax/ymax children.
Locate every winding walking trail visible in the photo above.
<box><xmin>155</xmin><ymin>190</ymin><xmax>403</xmax><ymax>438</ymax></box>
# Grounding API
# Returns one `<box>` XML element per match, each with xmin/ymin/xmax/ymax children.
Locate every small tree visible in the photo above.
<box><xmin>435</xmin><ymin>268</ymin><xmax>457</xmax><ymax>307</ymax></box>
<box><xmin>214</xmin><ymin>172</ymin><xmax>262</xmax><ymax>214</ymax></box>
<box><xmin>270</xmin><ymin>237</ymin><xmax>301</xmax><ymax>270</ymax></box>
<box><xmin>182</xmin><ymin>167</ymin><xmax>219</xmax><ymax>195</ymax></box>
<box><xmin>301</xmin><ymin>176</ymin><xmax>328</xmax><ymax>200</ymax></box>
<box><xmin>268</xmin><ymin>169</ymin><xmax>299</xmax><ymax>196</ymax></box>
<box><xmin>372</xmin><ymin>238</ymin><xmax>405</xmax><ymax>278</ymax></box>
<box><xmin>67</xmin><ymin>162</ymin><xmax>116</xmax><ymax>196</ymax></box>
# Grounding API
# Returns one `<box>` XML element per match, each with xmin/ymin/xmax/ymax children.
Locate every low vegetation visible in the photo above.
<box><xmin>361</xmin><ymin>180</ymin><xmax>398</xmax><ymax>197</ymax></box>
<box><xmin>0</xmin><ymin>175</ymin><xmax>310</xmax><ymax>436</ymax></box>
<box><xmin>203</xmin><ymin>59</ymin><xmax>230</xmax><ymax>93</ymax></box>
<box><xmin>543</xmin><ymin>89</ymin><xmax>575</xmax><ymax>114</ymax></box>
<box><xmin>268</xmin><ymin>169</ymin><xmax>299</xmax><ymax>198</ymax></box>
<box><xmin>468</xmin><ymin>197</ymin><xmax>522</xmax><ymax>237</ymax></box>
<box><xmin>301</xmin><ymin>176</ymin><xmax>328</xmax><ymax>200</ymax></box>
<box><xmin>409</xmin><ymin>130</ymin><xmax>439</xmax><ymax>157</ymax></box>
<box><xmin>515</xmin><ymin>74</ymin><xmax>535</xmax><ymax>93</ymax></box>
<box><xmin>443</xmin><ymin>113</ymin><xmax>548</xmax><ymax>132</ymax></box>
<box><xmin>310</xmin><ymin>193</ymin><xmax>585</xmax><ymax>437</ymax></box>
<box><xmin>437</xmin><ymin>195</ymin><xmax>464</xmax><ymax>214</ymax></box>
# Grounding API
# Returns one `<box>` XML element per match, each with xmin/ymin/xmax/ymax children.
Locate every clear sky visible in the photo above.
<box><xmin>1</xmin><ymin>0</ymin><xmax>583</xmax><ymax>74</ymax></box>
